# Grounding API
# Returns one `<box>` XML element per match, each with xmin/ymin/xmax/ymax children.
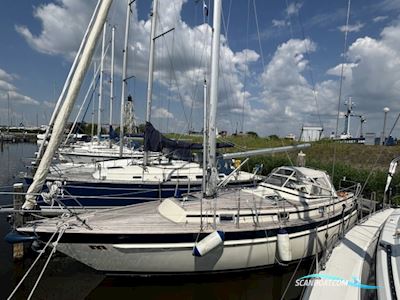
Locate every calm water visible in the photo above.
<box><xmin>0</xmin><ymin>143</ymin><xmax>311</xmax><ymax>300</ymax></box>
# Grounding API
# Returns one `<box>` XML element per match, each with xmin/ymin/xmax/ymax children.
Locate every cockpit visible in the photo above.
<box><xmin>264</xmin><ymin>166</ymin><xmax>336</xmax><ymax>197</ymax></box>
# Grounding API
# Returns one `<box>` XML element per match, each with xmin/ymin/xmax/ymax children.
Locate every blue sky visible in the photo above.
<box><xmin>0</xmin><ymin>0</ymin><xmax>400</xmax><ymax>138</ymax></box>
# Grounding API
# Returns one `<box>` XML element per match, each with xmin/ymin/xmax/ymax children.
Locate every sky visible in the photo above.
<box><xmin>1</xmin><ymin>0</ymin><xmax>400</xmax><ymax>138</ymax></box>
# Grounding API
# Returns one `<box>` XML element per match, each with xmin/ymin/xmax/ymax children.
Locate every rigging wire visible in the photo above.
<box><xmin>241</xmin><ymin>0</ymin><xmax>251</xmax><ymax>133</ymax></box>
<box><xmin>332</xmin><ymin>0</ymin><xmax>352</xmax><ymax>183</ymax></box>
<box><xmin>294</xmin><ymin>0</ymin><xmax>323</xmax><ymax>129</ymax></box>
<box><xmin>188</xmin><ymin>2</ymin><xmax>199</xmax><ymax>133</ymax></box>
<box><xmin>155</xmin><ymin>13</ymin><xmax>190</xmax><ymax>131</ymax></box>
<box><xmin>284</xmin><ymin>0</ymin><xmax>294</xmax><ymax>38</ymax></box>
<box><xmin>208</xmin><ymin>0</ymin><xmax>237</xmax><ymax>133</ymax></box>
<box><xmin>252</xmin><ymin>0</ymin><xmax>265</xmax><ymax>69</ymax></box>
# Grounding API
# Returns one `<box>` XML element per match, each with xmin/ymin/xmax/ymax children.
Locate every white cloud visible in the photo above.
<box><xmin>152</xmin><ymin>107</ymin><xmax>173</xmax><ymax>119</ymax></box>
<box><xmin>338</xmin><ymin>22</ymin><xmax>364</xmax><ymax>33</ymax></box>
<box><xmin>0</xmin><ymin>68</ymin><xmax>15</xmax><ymax>82</ymax></box>
<box><xmin>286</xmin><ymin>2</ymin><xmax>302</xmax><ymax>16</ymax></box>
<box><xmin>326</xmin><ymin>63</ymin><xmax>357</xmax><ymax>81</ymax></box>
<box><xmin>324</xmin><ymin>21</ymin><xmax>400</xmax><ymax>135</ymax></box>
<box><xmin>43</xmin><ymin>100</ymin><xmax>56</xmax><ymax>108</ymax></box>
<box><xmin>272</xmin><ymin>19</ymin><xmax>287</xmax><ymax>28</ymax></box>
<box><xmin>15</xmin><ymin>0</ymin><xmax>98</xmax><ymax>59</ymax></box>
<box><xmin>246</xmin><ymin>38</ymin><xmax>329</xmax><ymax>134</ymax></box>
<box><xmin>17</xmin><ymin>0</ymin><xmax>400</xmax><ymax>136</ymax></box>
<box><xmin>0</xmin><ymin>80</ymin><xmax>16</xmax><ymax>92</ymax></box>
<box><xmin>0</xmin><ymin>68</ymin><xmax>39</xmax><ymax>105</ymax></box>
<box><xmin>373</xmin><ymin>16</ymin><xmax>388</xmax><ymax>23</ymax></box>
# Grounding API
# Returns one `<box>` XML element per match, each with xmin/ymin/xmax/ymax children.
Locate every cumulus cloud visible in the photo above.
<box><xmin>0</xmin><ymin>68</ymin><xmax>39</xmax><ymax>105</ymax></box>
<box><xmin>322</xmin><ymin>20</ymin><xmax>400</xmax><ymax>136</ymax></box>
<box><xmin>247</xmin><ymin>39</ymin><xmax>329</xmax><ymax>134</ymax></box>
<box><xmin>0</xmin><ymin>67</ymin><xmax>40</xmax><ymax>126</ymax></box>
<box><xmin>15</xmin><ymin>0</ymin><xmax>98</xmax><ymax>59</ymax></box>
<box><xmin>152</xmin><ymin>107</ymin><xmax>173</xmax><ymax>119</ymax></box>
<box><xmin>338</xmin><ymin>22</ymin><xmax>364</xmax><ymax>33</ymax></box>
<box><xmin>326</xmin><ymin>63</ymin><xmax>357</xmax><ymax>81</ymax></box>
<box><xmin>16</xmin><ymin>0</ymin><xmax>400</xmax><ymax>136</ymax></box>
<box><xmin>16</xmin><ymin>0</ymin><xmax>261</xmax><ymax>133</ymax></box>
<box><xmin>0</xmin><ymin>68</ymin><xmax>15</xmax><ymax>82</ymax></box>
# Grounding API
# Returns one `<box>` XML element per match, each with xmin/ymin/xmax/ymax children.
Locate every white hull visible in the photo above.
<box><xmin>55</xmin><ymin>210</ymin><xmax>357</xmax><ymax>274</ymax></box>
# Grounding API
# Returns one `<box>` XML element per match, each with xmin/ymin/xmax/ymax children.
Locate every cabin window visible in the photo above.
<box><xmin>196</xmin><ymin>175</ymin><xmax>203</xmax><ymax>179</ymax></box>
<box><xmin>219</xmin><ymin>214</ymin><xmax>235</xmax><ymax>222</ymax></box>
<box><xmin>107</xmin><ymin>166</ymin><xmax>123</xmax><ymax>169</ymax></box>
<box><xmin>170</xmin><ymin>176</ymin><xmax>188</xmax><ymax>180</ymax></box>
<box><xmin>132</xmin><ymin>176</ymin><xmax>142</xmax><ymax>179</ymax></box>
<box><xmin>265</xmin><ymin>175</ymin><xmax>286</xmax><ymax>186</ymax></box>
<box><xmin>276</xmin><ymin>169</ymin><xmax>295</xmax><ymax>176</ymax></box>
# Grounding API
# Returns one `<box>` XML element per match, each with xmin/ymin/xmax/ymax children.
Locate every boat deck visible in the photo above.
<box><xmin>305</xmin><ymin>208</ymin><xmax>394</xmax><ymax>300</ymax></box>
<box><xmin>20</xmin><ymin>188</ymin><xmax>351</xmax><ymax>235</ymax></box>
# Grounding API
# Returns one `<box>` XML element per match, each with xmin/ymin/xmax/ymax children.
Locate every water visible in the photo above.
<box><xmin>0</xmin><ymin>143</ymin><xmax>311</xmax><ymax>300</ymax></box>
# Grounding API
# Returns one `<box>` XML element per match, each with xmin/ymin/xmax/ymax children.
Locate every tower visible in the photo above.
<box><xmin>124</xmin><ymin>94</ymin><xmax>137</xmax><ymax>134</ymax></box>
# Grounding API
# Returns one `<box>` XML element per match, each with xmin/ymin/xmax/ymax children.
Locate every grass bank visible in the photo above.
<box><xmin>172</xmin><ymin>134</ymin><xmax>400</xmax><ymax>204</ymax></box>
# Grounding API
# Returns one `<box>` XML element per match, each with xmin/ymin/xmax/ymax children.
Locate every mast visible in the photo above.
<box><xmin>97</xmin><ymin>21</ymin><xmax>107</xmax><ymax>142</ymax></box>
<box><xmin>202</xmin><ymin>79</ymin><xmax>208</xmax><ymax>194</ymax></box>
<box><xmin>91</xmin><ymin>62</ymin><xmax>97</xmax><ymax>140</ymax></box>
<box><xmin>23</xmin><ymin>0</ymin><xmax>113</xmax><ymax>210</ymax></box>
<box><xmin>36</xmin><ymin>0</ymin><xmax>103</xmax><ymax>160</ymax></box>
<box><xmin>109</xmin><ymin>25</ymin><xmax>115</xmax><ymax>148</ymax></box>
<box><xmin>144</xmin><ymin>0</ymin><xmax>158</xmax><ymax>165</ymax></box>
<box><xmin>119</xmin><ymin>0</ymin><xmax>132</xmax><ymax>157</ymax></box>
<box><xmin>205</xmin><ymin>0</ymin><xmax>222</xmax><ymax>197</ymax></box>
<box><xmin>63</xmin><ymin>62</ymin><xmax>101</xmax><ymax>145</ymax></box>
<box><xmin>7</xmin><ymin>92</ymin><xmax>10</xmax><ymax>133</ymax></box>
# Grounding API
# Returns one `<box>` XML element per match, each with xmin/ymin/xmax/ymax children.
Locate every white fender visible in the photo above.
<box><xmin>277</xmin><ymin>228</ymin><xmax>292</xmax><ymax>262</ymax></box>
<box><xmin>193</xmin><ymin>231</ymin><xmax>224</xmax><ymax>257</ymax></box>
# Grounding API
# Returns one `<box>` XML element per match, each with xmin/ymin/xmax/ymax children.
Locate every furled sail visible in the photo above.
<box><xmin>22</xmin><ymin>0</ymin><xmax>113</xmax><ymax>210</ymax></box>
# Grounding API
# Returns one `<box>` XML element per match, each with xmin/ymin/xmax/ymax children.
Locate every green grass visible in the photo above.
<box><xmin>170</xmin><ymin>134</ymin><xmax>400</xmax><ymax>205</ymax></box>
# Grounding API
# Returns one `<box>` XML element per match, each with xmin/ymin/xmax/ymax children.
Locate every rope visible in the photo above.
<box><xmin>27</xmin><ymin>225</ymin><xmax>67</xmax><ymax>300</ymax></box>
<box><xmin>7</xmin><ymin>228</ymin><xmax>60</xmax><ymax>300</ymax></box>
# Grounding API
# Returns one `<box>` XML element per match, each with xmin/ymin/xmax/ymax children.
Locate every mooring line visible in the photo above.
<box><xmin>27</xmin><ymin>225</ymin><xmax>67</xmax><ymax>300</ymax></box>
<box><xmin>7</xmin><ymin>224</ymin><xmax>67</xmax><ymax>300</ymax></box>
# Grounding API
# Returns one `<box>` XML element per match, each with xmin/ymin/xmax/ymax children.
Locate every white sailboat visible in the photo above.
<box><xmin>15</xmin><ymin>0</ymin><xmax>359</xmax><ymax>274</ymax></box>
<box><xmin>303</xmin><ymin>157</ymin><xmax>400</xmax><ymax>300</ymax></box>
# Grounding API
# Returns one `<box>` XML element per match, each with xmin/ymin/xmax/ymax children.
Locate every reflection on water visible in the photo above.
<box><xmin>0</xmin><ymin>143</ymin><xmax>310</xmax><ymax>300</ymax></box>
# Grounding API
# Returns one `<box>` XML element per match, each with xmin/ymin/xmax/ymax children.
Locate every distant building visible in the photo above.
<box><xmin>299</xmin><ymin>126</ymin><xmax>323</xmax><ymax>142</ymax></box>
<box><xmin>285</xmin><ymin>133</ymin><xmax>296</xmax><ymax>140</ymax></box>
<box><xmin>364</xmin><ymin>133</ymin><xmax>376</xmax><ymax>145</ymax></box>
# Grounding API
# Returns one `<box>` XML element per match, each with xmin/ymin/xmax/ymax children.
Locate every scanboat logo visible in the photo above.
<box><xmin>295</xmin><ymin>274</ymin><xmax>381</xmax><ymax>289</ymax></box>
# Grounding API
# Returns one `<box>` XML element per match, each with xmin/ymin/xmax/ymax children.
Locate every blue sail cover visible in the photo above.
<box><xmin>143</xmin><ymin>122</ymin><xmax>233</xmax><ymax>152</ymax></box>
<box><xmin>109</xmin><ymin>125</ymin><xmax>119</xmax><ymax>140</ymax></box>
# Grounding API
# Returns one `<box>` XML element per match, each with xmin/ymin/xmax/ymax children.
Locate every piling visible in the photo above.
<box><xmin>13</xmin><ymin>183</ymin><xmax>25</xmax><ymax>260</ymax></box>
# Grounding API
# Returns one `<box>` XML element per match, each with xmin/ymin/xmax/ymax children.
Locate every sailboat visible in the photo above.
<box><xmin>15</xmin><ymin>0</ymin><xmax>359</xmax><ymax>274</ymax></box>
<box><xmin>302</xmin><ymin>157</ymin><xmax>400</xmax><ymax>300</ymax></box>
